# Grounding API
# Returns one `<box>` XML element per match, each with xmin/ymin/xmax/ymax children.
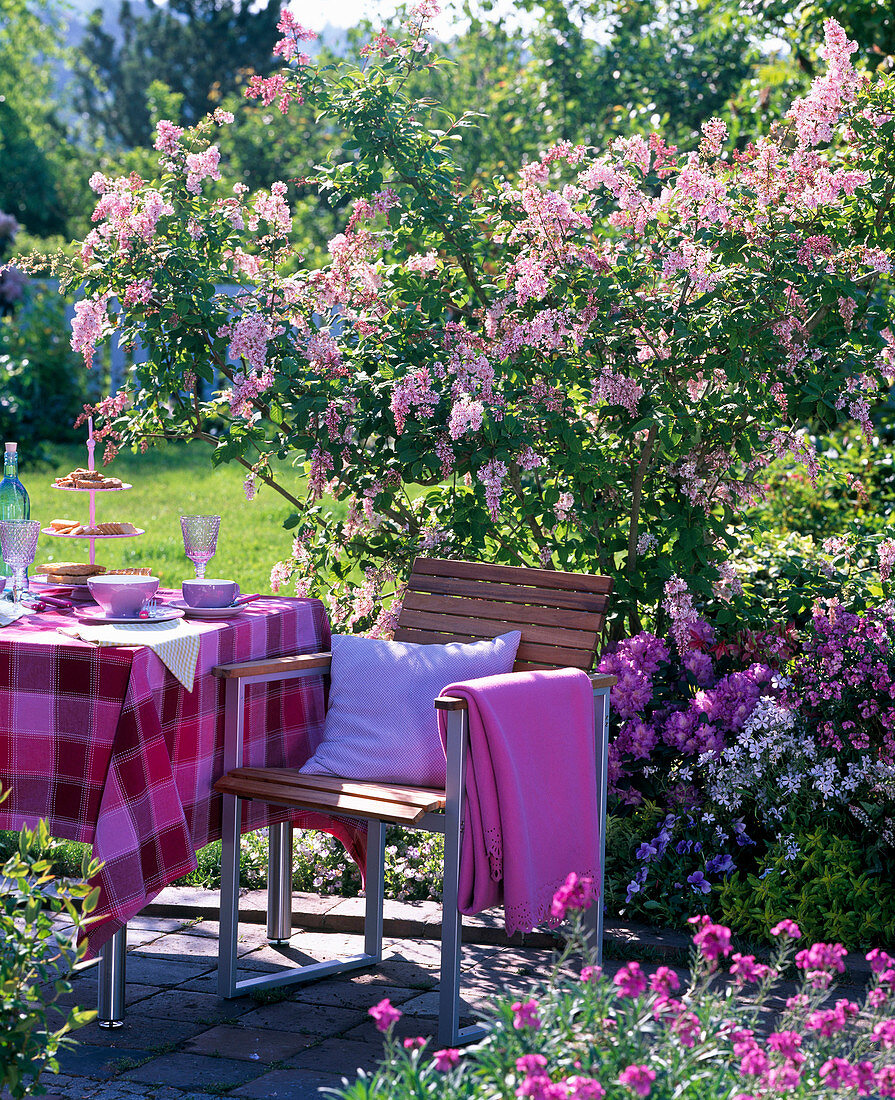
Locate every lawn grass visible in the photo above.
<box><xmin>23</xmin><ymin>441</ymin><xmax>328</xmax><ymax>594</ymax></box>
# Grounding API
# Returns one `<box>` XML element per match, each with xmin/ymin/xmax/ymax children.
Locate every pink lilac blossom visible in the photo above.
<box><xmin>245</xmin><ymin>72</ymin><xmax>295</xmax><ymax>113</ymax></box>
<box><xmin>251</xmin><ymin>181</ymin><xmax>292</xmax><ymax>235</ymax></box>
<box><xmin>478</xmin><ymin>459</ymin><xmax>507</xmax><ymax>520</ymax></box>
<box><xmin>153</xmin><ymin>120</ymin><xmax>183</xmax><ymax>154</ymax></box>
<box><xmin>878</xmin><ymin>539</ymin><xmax>895</xmax><ymax>581</ymax></box>
<box><xmin>663</xmin><ymin>576</ymin><xmax>700</xmax><ymax>653</ymax></box>
<box><xmin>184</xmin><ymin>146</ymin><xmax>222</xmax><ymax>194</ymax></box>
<box><xmin>786</xmin><ymin>19</ymin><xmax>862</xmax><ymax>148</ymax></box>
<box><xmin>699</xmin><ymin>117</ymin><xmax>728</xmax><ymax>156</ymax></box>
<box><xmin>449</xmin><ymin>395</ymin><xmax>485</xmax><ymax>439</ymax></box>
<box><xmin>592</xmin><ymin>368</ymin><xmax>643</xmax><ymax>416</ymax></box>
<box><xmin>70</xmin><ymin>294</ymin><xmax>110</xmax><ymax>367</ymax></box>
<box><xmin>243</xmin><ymin>474</ymin><xmax>256</xmax><ymax>501</ymax></box>
<box><xmin>228</xmin><ymin>312</ymin><xmax>284</xmax><ymax>372</ymax></box>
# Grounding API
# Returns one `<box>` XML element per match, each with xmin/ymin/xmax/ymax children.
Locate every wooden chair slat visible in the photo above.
<box><xmin>401</xmin><ymin>590</ymin><xmax>604</xmax><ymax>632</ymax></box>
<box><xmin>411</xmin><ymin>557</ymin><xmax>613</xmax><ymax>595</ymax></box>
<box><xmin>225</xmin><ymin>767</ymin><xmax>445</xmax><ymax>808</ymax></box>
<box><xmin>214</xmin><ymin>774</ymin><xmax>441</xmax><ymax>825</ymax></box>
<box><xmin>392</xmin><ymin>627</ymin><xmax>596</xmax><ymax>670</ymax></box>
<box><xmin>408</xmin><ymin>574</ymin><xmax>609</xmax><ymax>614</ymax></box>
<box><xmin>397</xmin><ymin>607</ymin><xmax>598</xmax><ymax>652</ymax></box>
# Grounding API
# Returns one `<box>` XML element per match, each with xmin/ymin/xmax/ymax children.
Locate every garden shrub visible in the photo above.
<box><xmin>1</xmin><ymin>806</ymin><xmax>99</xmax><ymax>1098</ymax></box>
<box><xmin>49</xmin><ymin>13</ymin><xmax>895</xmax><ymax>637</ymax></box>
<box><xmin>718</xmin><ymin>827</ymin><xmax>895</xmax><ymax>948</ymax></box>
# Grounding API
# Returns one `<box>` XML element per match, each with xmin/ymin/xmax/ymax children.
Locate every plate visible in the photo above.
<box><xmin>32</xmin><ymin>577</ymin><xmax>94</xmax><ymax>592</ymax></box>
<box><xmin>52</xmin><ymin>483</ymin><xmax>133</xmax><ymax>492</ymax></box>
<box><xmin>76</xmin><ymin>606</ymin><xmax>186</xmax><ymax>625</ymax></box>
<box><xmin>170</xmin><ymin>599</ymin><xmax>243</xmax><ymax>620</ymax></box>
<box><xmin>42</xmin><ymin>527</ymin><xmax>145</xmax><ymax>539</ymax></box>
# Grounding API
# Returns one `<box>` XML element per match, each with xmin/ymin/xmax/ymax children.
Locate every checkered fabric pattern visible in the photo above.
<box><xmin>0</xmin><ymin>594</ymin><xmax>366</xmax><ymax>956</ymax></box>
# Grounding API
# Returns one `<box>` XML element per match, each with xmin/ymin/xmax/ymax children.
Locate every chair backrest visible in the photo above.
<box><xmin>393</xmin><ymin>557</ymin><xmax>613</xmax><ymax>673</ymax></box>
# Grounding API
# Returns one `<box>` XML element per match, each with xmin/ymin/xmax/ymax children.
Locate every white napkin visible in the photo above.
<box><xmin>0</xmin><ymin>601</ymin><xmax>30</xmax><ymax>627</ymax></box>
<box><xmin>58</xmin><ymin>618</ymin><xmax>203</xmax><ymax>691</ymax></box>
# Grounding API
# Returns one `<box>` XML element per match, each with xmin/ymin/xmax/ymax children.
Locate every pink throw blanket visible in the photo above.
<box><xmin>437</xmin><ymin>667</ymin><xmax>599</xmax><ymax>934</ymax></box>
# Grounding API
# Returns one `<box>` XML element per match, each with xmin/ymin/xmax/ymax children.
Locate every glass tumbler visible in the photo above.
<box><xmin>180</xmin><ymin>514</ymin><xmax>221</xmax><ymax>580</ymax></box>
<box><xmin>0</xmin><ymin>519</ymin><xmax>41</xmax><ymax>603</ymax></box>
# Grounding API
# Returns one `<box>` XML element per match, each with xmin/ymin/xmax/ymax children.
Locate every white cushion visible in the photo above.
<box><xmin>299</xmin><ymin>631</ymin><xmax>522</xmax><ymax>787</ymax></box>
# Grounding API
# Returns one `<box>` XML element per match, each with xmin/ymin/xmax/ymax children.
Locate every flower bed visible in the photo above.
<box><xmin>337</xmin><ymin>879</ymin><xmax>895</xmax><ymax>1100</ymax></box>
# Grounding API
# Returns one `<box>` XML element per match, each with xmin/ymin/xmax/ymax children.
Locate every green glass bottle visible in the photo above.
<box><xmin>0</xmin><ymin>442</ymin><xmax>31</xmax><ymax>588</ymax></box>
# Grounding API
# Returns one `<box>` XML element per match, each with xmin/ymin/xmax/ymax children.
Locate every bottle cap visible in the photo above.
<box><xmin>4</xmin><ymin>443</ymin><xmax>16</xmax><ymax>453</ymax></box>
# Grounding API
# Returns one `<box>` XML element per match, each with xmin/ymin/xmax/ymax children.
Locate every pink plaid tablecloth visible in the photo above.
<box><xmin>0</xmin><ymin>594</ymin><xmax>365</xmax><ymax>956</ymax></box>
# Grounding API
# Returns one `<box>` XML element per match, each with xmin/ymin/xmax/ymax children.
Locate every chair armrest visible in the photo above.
<box><xmin>212</xmin><ymin>652</ymin><xmax>332</xmax><ymax>680</ymax></box>
<box><xmin>434</xmin><ymin>695</ymin><xmax>468</xmax><ymax>712</ymax></box>
<box><xmin>435</xmin><ymin>672</ymin><xmax>616</xmax><ymax>710</ymax></box>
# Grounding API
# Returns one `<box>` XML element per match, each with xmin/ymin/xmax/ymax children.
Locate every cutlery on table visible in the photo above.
<box><xmin>231</xmin><ymin>593</ymin><xmax>261</xmax><ymax>607</ymax></box>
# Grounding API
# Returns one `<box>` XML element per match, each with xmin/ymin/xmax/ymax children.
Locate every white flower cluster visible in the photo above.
<box><xmin>699</xmin><ymin>697</ymin><xmax>895</xmax><ymax>844</ymax></box>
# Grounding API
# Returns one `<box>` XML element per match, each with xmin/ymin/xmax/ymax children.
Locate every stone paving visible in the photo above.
<box><xmin>20</xmin><ymin>892</ymin><xmax>875</xmax><ymax>1100</ymax></box>
<box><xmin>36</xmin><ymin>905</ymin><xmax>583</xmax><ymax>1100</ymax></box>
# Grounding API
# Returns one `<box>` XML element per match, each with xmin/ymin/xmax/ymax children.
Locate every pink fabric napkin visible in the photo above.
<box><xmin>437</xmin><ymin>666</ymin><xmax>599</xmax><ymax>934</ymax></box>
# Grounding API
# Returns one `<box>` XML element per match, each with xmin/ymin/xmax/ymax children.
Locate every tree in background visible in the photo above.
<box><xmin>754</xmin><ymin>0</ymin><xmax>894</xmax><ymax>69</ymax></box>
<box><xmin>0</xmin><ymin>0</ymin><xmax>84</xmax><ymax>236</ymax></box>
<box><xmin>76</xmin><ymin>0</ymin><xmax>281</xmax><ymax>149</ymax></box>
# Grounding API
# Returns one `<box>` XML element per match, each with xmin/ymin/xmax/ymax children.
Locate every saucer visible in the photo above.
<box><xmin>171</xmin><ymin>600</ymin><xmax>243</xmax><ymax>620</ymax></box>
<box><xmin>76</xmin><ymin>606</ymin><xmax>186</xmax><ymax>625</ymax></box>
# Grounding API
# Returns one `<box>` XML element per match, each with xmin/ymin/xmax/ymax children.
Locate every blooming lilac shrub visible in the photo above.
<box><xmin>334</xmin><ymin>880</ymin><xmax>895</xmax><ymax>1100</ymax></box>
<box><xmin>50</xmin><ymin>13</ymin><xmax>895</xmax><ymax>633</ymax></box>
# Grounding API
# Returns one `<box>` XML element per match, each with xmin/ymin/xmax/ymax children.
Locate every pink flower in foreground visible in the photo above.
<box><xmin>867</xmin><ymin>948</ymin><xmax>895</xmax><ymax>974</ymax></box>
<box><xmin>511</xmin><ymin>998</ymin><xmax>542</xmax><ymax>1030</ymax></box>
<box><xmin>566</xmin><ymin>1077</ymin><xmax>606</xmax><ymax>1099</ymax></box>
<box><xmin>770</xmin><ymin>918</ymin><xmax>801</xmax><ymax>939</ymax></box>
<box><xmin>614</xmin><ymin>961</ymin><xmax>647</xmax><ymax>999</ymax></box>
<box><xmin>550</xmin><ymin>872</ymin><xmax>595</xmax><ymax>919</ymax></box>
<box><xmin>433</xmin><ymin>1048</ymin><xmax>460</xmax><ymax>1071</ymax></box>
<box><xmin>690</xmin><ymin>918</ymin><xmax>732</xmax><ymax>963</ymax></box>
<box><xmin>730</xmin><ymin>953</ymin><xmax>771</xmax><ymax>984</ymax></box>
<box><xmin>403</xmin><ymin>1036</ymin><xmax>425</xmax><ymax>1050</ymax></box>
<box><xmin>618</xmin><ymin>1064</ymin><xmax>656</xmax><ymax>1096</ymax></box>
<box><xmin>369</xmin><ymin>997</ymin><xmax>401</xmax><ymax>1032</ymax></box>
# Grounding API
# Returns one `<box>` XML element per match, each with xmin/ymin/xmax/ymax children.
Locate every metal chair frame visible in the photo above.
<box><xmin>215</xmin><ymin>663</ymin><xmax>613</xmax><ymax>1047</ymax></box>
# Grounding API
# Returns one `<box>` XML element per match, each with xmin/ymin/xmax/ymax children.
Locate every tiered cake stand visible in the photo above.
<box><xmin>41</xmin><ymin>417</ymin><xmax>144</xmax><ymax>568</ymax></box>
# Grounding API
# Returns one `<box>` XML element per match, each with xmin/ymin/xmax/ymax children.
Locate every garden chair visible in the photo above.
<box><xmin>212</xmin><ymin>557</ymin><xmax>615</xmax><ymax>1046</ymax></box>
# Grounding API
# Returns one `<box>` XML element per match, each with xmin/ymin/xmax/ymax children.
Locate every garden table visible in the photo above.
<box><xmin>0</xmin><ymin>592</ymin><xmax>363</xmax><ymax>1023</ymax></box>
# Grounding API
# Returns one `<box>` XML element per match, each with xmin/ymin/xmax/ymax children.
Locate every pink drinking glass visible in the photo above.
<box><xmin>0</xmin><ymin>519</ymin><xmax>41</xmax><ymax>603</ymax></box>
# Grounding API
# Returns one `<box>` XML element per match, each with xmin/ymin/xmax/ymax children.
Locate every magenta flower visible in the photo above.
<box><xmin>648</xmin><ymin>966</ymin><xmax>681</xmax><ymax>998</ymax></box>
<box><xmin>618</xmin><ymin>1064</ymin><xmax>656</xmax><ymax>1096</ymax></box>
<box><xmin>516</xmin><ymin>1054</ymin><xmax>548</xmax><ymax>1074</ymax></box>
<box><xmin>767</xmin><ymin>1031</ymin><xmax>802</xmax><ymax>1058</ymax></box>
<box><xmin>690</xmin><ymin>919</ymin><xmax>732</xmax><ymax>963</ymax></box>
<box><xmin>867</xmin><ymin>947</ymin><xmax>895</xmax><ymax>974</ymax></box>
<box><xmin>511</xmin><ymin>998</ymin><xmax>542</xmax><ymax>1030</ymax></box>
<box><xmin>368</xmin><ymin>998</ymin><xmax>402</xmax><ymax>1032</ymax></box>
<box><xmin>613</xmin><ymin>961</ymin><xmax>647</xmax><ymax>998</ymax></box>
<box><xmin>873</xmin><ymin>1020</ymin><xmax>895</xmax><ymax>1048</ymax></box>
<box><xmin>580</xmin><ymin>965</ymin><xmax>602</xmax><ymax>983</ymax></box>
<box><xmin>565</xmin><ymin>1076</ymin><xmax>606</xmax><ymax>1099</ymax></box>
<box><xmin>433</xmin><ymin>1048</ymin><xmax>461</xmax><ymax>1071</ymax></box>
<box><xmin>402</xmin><ymin>1036</ymin><xmax>425</xmax><ymax>1050</ymax></box>
<box><xmin>770</xmin><ymin>918</ymin><xmax>802</xmax><ymax>939</ymax></box>
<box><xmin>550</xmin><ymin>872</ymin><xmax>595</xmax><ymax>919</ymax></box>
<box><xmin>730</xmin><ymin>953</ymin><xmax>771</xmax><ymax>984</ymax></box>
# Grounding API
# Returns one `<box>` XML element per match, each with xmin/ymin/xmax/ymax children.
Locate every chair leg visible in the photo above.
<box><xmin>267</xmin><ymin>821</ymin><xmax>293</xmax><ymax>945</ymax></box>
<box><xmin>364</xmin><ymin>820</ymin><xmax>385</xmax><ymax>962</ymax></box>
<box><xmin>219</xmin><ymin>677</ymin><xmax>245</xmax><ymax>999</ymax></box>
<box><xmin>588</xmin><ymin>686</ymin><xmax>611</xmax><ymax>966</ymax></box>
<box><xmin>438</xmin><ymin>706</ymin><xmax>486</xmax><ymax>1047</ymax></box>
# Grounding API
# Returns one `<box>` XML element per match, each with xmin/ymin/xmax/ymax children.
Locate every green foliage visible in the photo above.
<box><xmin>718</xmin><ymin>826</ymin><xmax>895</xmax><ymax>947</ymax></box>
<box><xmin>0</xmin><ymin>799</ymin><xmax>99</xmax><ymax>1098</ymax></box>
<box><xmin>0</xmin><ymin>282</ymin><xmax>90</xmax><ymax>454</ymax></box>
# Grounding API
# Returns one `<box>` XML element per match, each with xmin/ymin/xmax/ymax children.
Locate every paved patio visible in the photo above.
<box><xmin>28</xmin><ymin>891</ymin><xmax>874</xmax><ymax>1100</ymax></box>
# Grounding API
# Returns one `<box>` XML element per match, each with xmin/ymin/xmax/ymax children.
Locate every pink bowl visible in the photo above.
<box><xmin>88</xmin><ymin>575</ymin><xmax>160</xmax><ymax>617</ymax></box>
